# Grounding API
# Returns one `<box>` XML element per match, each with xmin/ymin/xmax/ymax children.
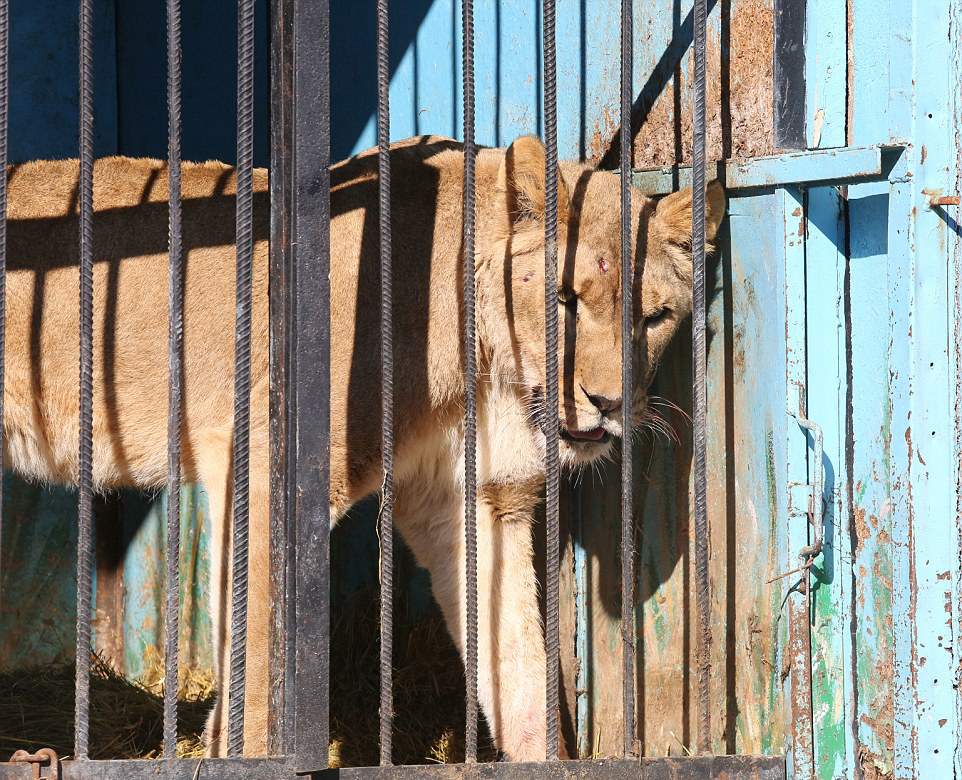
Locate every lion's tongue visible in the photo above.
<box><xmin>568</xmin><ymin>427</ymin><xmax>605</xmax><ymax>441</ymax></box>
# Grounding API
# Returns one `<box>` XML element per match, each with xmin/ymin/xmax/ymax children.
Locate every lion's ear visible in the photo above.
<box><xmin>652</xmin><ymin>180</ymin><xmax>726</xmax><ymax>247</ymax></box>
<box><xmin>495</xmin><ymin>135</ymin><xmax>571</xmax><ymax>229</ymax></box>
<box><xmin>648</xmin><ymin>180</ymin><xmax>726</xmax><ymax>280</ymax></box>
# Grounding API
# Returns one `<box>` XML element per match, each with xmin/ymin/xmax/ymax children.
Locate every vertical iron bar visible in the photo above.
<box><xmin>692</xmin><ymin>0</ymin><xmax>711</xmax><ymax>756</ymax></box>
<box><xmin>228</xmin><ymin>0</ymin><xmax>256</xmax><ymax>756</ymax></box>
<box><xmin>268</xmin><ymin>0</ymin><xmax>295</xmax><ymax>755</ymax></box>
<box><xmin>164</xmin><ymin>0</ymin><xmax>183</xmax><ymax>758</ymax></box>
<box><xmin>376</xmin><ymin>0</ymin><xmax>394</xmax><ymax>766</ymax></box>
<box><xmin>288</xmin><ymin>0</ymin><xmax>331</xmax><ymax>768</ymax></box>
<box><xmin>461</xmin><ymin>0</ymin><xmax>479</xmax><ymax>765</ymax></box>
<box><xmin>619</xmin><ymin>0</ymin><xmax>635</xmax><ymax>758</ymax></box>
<box><xmin>75</xmin><ymin>0</ymin><xmax>95</xmax><ymax>760</ymax></box>
<box><xmin>0</xmin><ymin>0</ymin><xmax>8</xmax><ymax>604</ymax></box>
<box><xmin>542</xmin><ymin>0</ymin><xmax>560</xmax><ymax>762</ymax></box>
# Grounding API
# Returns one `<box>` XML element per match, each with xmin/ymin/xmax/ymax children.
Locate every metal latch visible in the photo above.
<box><xmin>788</xmin><ymin>407</ymin><xmax>824</xmax><ymax>563</ymax></box>
<box><xmin>9</xmin><ymin>750</ymin><xmax>59</xmax><ymax>780</ymax></box>
<box><xmin>768</xmin><ymin>407</ymin><xmax>825</xmax><ymax>585</ymax></box>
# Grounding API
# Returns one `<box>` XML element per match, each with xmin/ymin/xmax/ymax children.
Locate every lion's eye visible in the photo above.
<box><xmin>645</xmin><ymin>307</ymin><xmax>670</xmax><ymax>325</ymax></box>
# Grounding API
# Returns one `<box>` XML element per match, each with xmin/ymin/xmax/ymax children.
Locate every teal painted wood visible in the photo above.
<box><xmin>710</xmin><ymin>189</ymin><xmax>791</xmax><ymax>755</ymax></box>
<box><xmin>950</xmin><ymin>9</ymin><xmax>962</xmax><ymax>780</ymax></box>
<box><xmin>0</xmin><ymin>477</ymin><xmax>81</xmax><ymax>667</ymax></box>
<box><xmin>804</xmin><ymin>0</ymin><xmax>845</xmax><ymax>149</ymax></box>
<box><xmin>782</xmin><ymin>184</ymin><xmax>812</xmax><ymax>780</ymax></box>
<box><xmin>121</xmin><ymin>488</ymin><xmax>213</xmax><ymax>681</ymax></box>
<box><xmin>803</xmin><ymin>185</ymin><xmax>855</xmax><ymax>780</ymax></box>
<box><xmin>0</xmin><ymin>481</ymin><xmax>214</xmax><ymax>680</ymax></box>
<box><xmin>896</xmin><ymin>0</ymin><xmax>959</xmax><ymax>775</ymax></box>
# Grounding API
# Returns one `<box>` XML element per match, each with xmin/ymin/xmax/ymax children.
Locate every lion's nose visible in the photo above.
<box><xmin>584</xmin><ymin>389</ymin><xmax>622</xmax><ymax>415</ymax></box>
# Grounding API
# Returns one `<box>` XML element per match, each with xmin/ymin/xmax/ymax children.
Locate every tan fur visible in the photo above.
<box><xmin>4</xmin><ymin>137</ymin><xmax>723</xmax><ymax>760</ymax></box>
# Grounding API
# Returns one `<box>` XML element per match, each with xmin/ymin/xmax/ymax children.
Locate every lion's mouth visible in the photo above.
<box><xmin>560</xmin><ymin>426</ymin><xmax>611</xmax><ymax>445</ymax></box>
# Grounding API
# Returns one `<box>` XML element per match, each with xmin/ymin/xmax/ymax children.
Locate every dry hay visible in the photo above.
<box><xmin>0</xmin><ymin>654</ymin><xmax>212</xmax><ymax>760</ymax></box>
<box><xmin>2</xmin><ymin>587</ymin><xmax>496</xmax><ymax>765</ymax></box>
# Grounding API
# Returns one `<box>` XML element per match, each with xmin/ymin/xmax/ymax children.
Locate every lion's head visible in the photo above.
<box><xmin>478</xmin><ymin>135</ymin><xmax>726</xmax><ymax>468</ymax></box>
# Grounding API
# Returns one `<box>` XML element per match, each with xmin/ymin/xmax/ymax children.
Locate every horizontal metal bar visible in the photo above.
<box><xmin>0</xmin><ymin>757</ymin><xmax>785</xmax><ymax>780</ymax></box>
<box><xmin>0</xmin><ymin>758</ymin><xmax>295</xmax><ymax>780</ymax></box>
<box><xmin>632</xmin><ymin>144</ymin><xmax>906</xmax><ymax>193</ymax></box>
<box><xmin>329</xmin><ymin>757</ymin><xmax>785</xmax><ymax>780</ymax></box>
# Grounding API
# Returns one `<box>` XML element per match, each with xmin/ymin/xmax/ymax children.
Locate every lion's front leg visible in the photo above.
<box><xmin>396</xmin><ymin>478</ymin><xmax>553</xmax><ymax>761</ymax></box>
<box><xmin>198</xmin><ymin>429</ymin><xmax>271</xmax><ymax>758</ymax></box>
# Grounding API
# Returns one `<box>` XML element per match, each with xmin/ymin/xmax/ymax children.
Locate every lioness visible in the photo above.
<box><xmin>4</xmin><ymin>135</ymin><xmax>723</xmax><ymax>760</ymax></box>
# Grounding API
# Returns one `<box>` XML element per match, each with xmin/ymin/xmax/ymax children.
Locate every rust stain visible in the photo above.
<box><xmin>588</xmin><ymin>105</ymin><xmax>619</xmax><ymax>165</ymax></box>
<box><xmin>920</xmin><ymin>145</ymin><xmax>927</xmax><ymax>164</ymax></box>
<box><xmin>854</xmin><ymin>506</ymin><xmax>871</xmax><ymax>555</ymax></box>
<box><xmin>857</xmin><ymin>744</ymin><xmax>894</xmax><ymax>780</ymax></box>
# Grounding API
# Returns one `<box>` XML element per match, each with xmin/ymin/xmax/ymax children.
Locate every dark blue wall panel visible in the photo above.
<box><xmin>10</xmin><ymin>0</ymin><xmax>117</xmax><ymax>161</ymax></box>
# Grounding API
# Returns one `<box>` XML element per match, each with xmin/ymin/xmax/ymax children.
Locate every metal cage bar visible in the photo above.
<box><xmin>542</xmin><ymin>0</ymin><xmax>561</xmax><ymax>762</ymax></box>
<box><xmin>74</xmin><ymin>0</ymin><xmax>96</xmax><ymax>759</ymax></box>
<box><xmin>618</xmin><ymin>0</ymin><xmax>635</xmax><ymax>759</ymax></box>
<box><xmin>164</xmin><ymin>0</ymin><xmax>184</xmax><ymax>758</ymax></box>
<box><xmin>461</xmin><ymin>0</ymin><xmax>479</xmax><ymax>764</ymax></box>
<box><xmin>376</xmin><ymin>0</ymin><xmax>395</xmax><ymax>766</ymax></box>
<box><xmin>228</xmin><ymin>0</ymin><xmax>257</xmax><ymax>756</ymax></box>
<box><xmin>285</xmin><ymin>0</ymin><xmax>332</xmax><ymax>769</ymax></box>
<box><xmin>691</xmin><ymin>0</ymin><xmax>711</xmax><ymax>755</ymax></box>
<box><xmin>0</xmin><ymin>0</ymin><xmax>8</xmax><ymax>604</ymax></box>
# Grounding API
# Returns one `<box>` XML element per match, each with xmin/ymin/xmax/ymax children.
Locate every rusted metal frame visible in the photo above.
<box><xmin>0</xmin><ymin>758</ymin><xmax>294</xmax><ymax>780</ymax></box>
<box><xmin>0</xmin><ymin>756</ymin><xmax>787</xmax><ymax>780</ymax></box>
<box><xmin>542</xmin><ymin>0</ymin><xmax>561</xmax><ymax>762</ymax></box>
<box><xmin>782</xmin><ymin>185</ymin><xmax>814</xmax><ymax>780</ymax></box>
<box><xmin>268</xmin><ymin>0</ymin><xmax>295</xmax><ymax>756</ymax></box>
<box><xmin>773</xmin><ymin>0</ymin><xmax>806</xmax><ymax>149</ymax></box>
<box><xmin>165</xmin><ymin>0</ymin><xmax>184</xmax><ymax>757</ymax></box>
<box><xmin>375</xmin><ymin>0</ymin><xmax>394</xmax><ymax>765</ymax></box>
<box><xmin>631</xmin><ymin>145</ymin><xmax>907</xmax><ymax>195</ymax></box>
<box><xmin>75</xmin><ymin>0</ymin><xmax>96</xmax><ymax>758</ymax></box>
<box><xmin>618</xmin><ymin>0</ymin><xmax>635</xmax><ymax>758</ymax></box>
<box><xmin>690</xmin><ymin>0</ymin><xmax>711</xmax><ymax>755</ymax></box>
<box><xmin>327</xmin><ymin>757</ymin><xmax>786</xmax><ymax>780</ymax></box>
<box><xmin>461</xmin><ymin>0</ymin><xmax>479</xmax><ymax>763</ymax></box>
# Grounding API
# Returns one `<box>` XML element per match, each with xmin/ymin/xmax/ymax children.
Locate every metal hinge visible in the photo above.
<box><xmin>7</xmin><ymin>750</ymin><xmax>59</xmax><ymax>780</ymax></box>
